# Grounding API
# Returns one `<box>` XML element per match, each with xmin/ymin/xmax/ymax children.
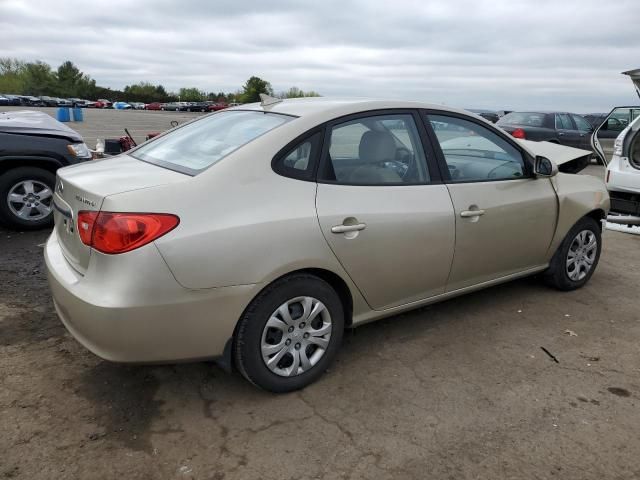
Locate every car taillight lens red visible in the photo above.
<box><xmin>77</xmin><ymin>211</ymin><xmax>179</xmax><ymax>254</ymax></box>
<box><xmin>511</xmin><ymin>128</ymin><xmax>526</xmax><ymax>139</ymax></box>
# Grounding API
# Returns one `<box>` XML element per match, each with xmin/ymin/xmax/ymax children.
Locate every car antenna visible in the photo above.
<box><xmin>259</xmin><ymin>94</ymin><xmax>282</xmax><ymax>108</ymax></box>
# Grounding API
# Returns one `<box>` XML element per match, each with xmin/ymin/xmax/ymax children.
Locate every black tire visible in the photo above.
<box><xmin>0</xmin><ymin>167</ymin><xmax>56</xmax><ymax>230</ymax></box>
<box><xmin>234</xmin><ymin>273</ymin><xmax>345</xmax><ymax>393</ymax></box>
<box><xmin>543</xmin><ymin>216</ymin><xmax>602</xmax><ymax>291</ymax></box>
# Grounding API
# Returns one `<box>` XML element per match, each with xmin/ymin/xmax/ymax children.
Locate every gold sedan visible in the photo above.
<box><xmin>46</xmin><ymin>97</ymin><xmax>609</xmax><ymax>392</ymax></box>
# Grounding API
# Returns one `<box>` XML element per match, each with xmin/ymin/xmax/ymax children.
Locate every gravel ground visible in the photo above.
<box><xmin>0</xmin><ymin>118</ymin><xmax>639</xmax><ymax>479</ymax></box>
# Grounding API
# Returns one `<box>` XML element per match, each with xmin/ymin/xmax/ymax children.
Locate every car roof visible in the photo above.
<box><xmin>229</xmin><ymin>97</ymin><xmax>476</xmax><ymax>123</ymax></box>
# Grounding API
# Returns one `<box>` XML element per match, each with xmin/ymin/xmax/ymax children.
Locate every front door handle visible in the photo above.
<box><xmin>331</xmin><ymin>223</ymin><xmax>367</xmax><ymax>234</ymax></box>
<box><xmin>460</xmin><ymin>209</ymin><xmax>485</xmax><ymax>218</ymax></box>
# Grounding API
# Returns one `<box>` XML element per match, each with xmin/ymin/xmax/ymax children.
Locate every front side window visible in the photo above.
<box><xmin>132</xmin><ymin>111</ymin><xmax>293</xmax><ymax>174</ymax></box>
<box><xmin>321</xmin><ymin>114</ymin><xmax>429</xmax><ymax>185</ymax></box>
<box><xmin>428</xmin><ymin>114</ymin><xmax>526</xmax><ymax>182</ymax></box>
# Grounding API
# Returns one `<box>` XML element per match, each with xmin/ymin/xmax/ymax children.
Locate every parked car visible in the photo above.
<box><xmin>162</xmin><ymin>102</ymin><xmax>182</xmax><ymax>111</ymax></box>
<box><xmin>0</xmin><ymin>110</ymin><xmax>92</xmax><ymax>229</ymax></box>
<box><xmin>497</xmin><ymin>111</ymin><xmax>595</xmax><ymax>153</ymax></box>
<box><xmin>1</xmin><ymin>94</ymin><xmax>23</xmax><ymax>106</ymax></box>
<box><xmin>69</xmin><ymin>98</ymin><xmax>88</xmax><ymax>107</ymax></box>
<box><xmin>56</xmin><ymin>98</ymin><xmax>73</xmax><ymax>107</ymax></box>
<box><xmin>145</xmin><ymin>102</ymin><xmax>163</xmax><ymax>110</ymax></box>
<box><xmin>38</xmin><ymin>96</ymin><xmax>59</xmax><ymax>107</ymax></box>
<box><xmin>583</xmin><ymin>113</ymin><xmax>607</xmax><ymax>129</ymax></box>
<box><xmin>113</xmin><ymin>102</ymin><xmax>132</xmax><ymax>110</ymax></box>
<box><xmin>93</xmin><ymin>99</ymin><xmax>112</xmax><ymax>109</ymax></box>
<box><xmin>45</xmin><ymin>97</ymin><xmax>609</xmax><ymax>392</ymax></box>
<box><xmin>130</xmin><ymin>102</ymin><xmax>146</xmax><ymax>110</ymax></box>
<box><xmin>467</xmin><ymin>109</ymin><xmax>500</xmax><ymax>123</ymax></box>
<box><xmin>207</xmin><ymin>102</ymin><xmax>230</xmax><ymax>112</ymax></box>
<box><xmin>600</xmin><ymin>113</ymin><xmax>640</xmax><ymax>219</ymax></box>
<box><xmin>184</xmin><ymin>102</ymin><xmax>208</xmax><ymax>112</ymax></box>
<box><xmin>18</xmin><ymin>95</ymin><xmax>45</xmax><ymax>106</ymax></box>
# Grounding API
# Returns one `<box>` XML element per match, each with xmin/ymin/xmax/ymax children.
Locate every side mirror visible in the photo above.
<box><xmin>534</xmin><ymin>156</ymin><xmax>558</xmax><ymax>177</ymax></box>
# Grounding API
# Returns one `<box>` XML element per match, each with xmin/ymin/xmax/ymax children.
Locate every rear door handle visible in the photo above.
<box><xmin>331</xmin><ymin>223</ymin><xmax>367</xmax><ymax>233</ymax></box>
<box><xmin>460</xmin><ymin>209</ymin><xmax>485</xmax><ymax>218</ymax></box>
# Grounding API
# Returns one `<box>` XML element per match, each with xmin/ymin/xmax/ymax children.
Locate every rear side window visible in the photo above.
<box><xmin>320</xmin><ymin>113</ymin><xmax>430</xmax><ymax>185</ymax></box>
<box><xmin>131</xmin><ymin>111</ymin><xmax>293</xmax><ymax>174</ymax></box>
<box><xmin>497</xmin><ymin>112</ymin><xmax>545</xmax><ymax>127</ymax></box>
<box><xmin>272</xmin><ymin>131</ymin><xmax>322</xmax><ymax>180</ymax></box>
<box><xmin>572</xmin><ymin>115</ymin><xmax>593</xmax><ymax>132</ymax></box>
<box><xmin>555</xmin><ymin>113</ymin><xmax>573</xmax><ymax>130</ymax></box>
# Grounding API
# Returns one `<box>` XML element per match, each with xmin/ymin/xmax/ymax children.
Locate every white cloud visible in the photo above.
<box><xmin>1</xmin><ymin>0</ymin><xmax>638</xmax><ymax>111</ymax></box>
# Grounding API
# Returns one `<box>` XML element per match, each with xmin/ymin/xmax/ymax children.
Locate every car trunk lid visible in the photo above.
<box><xmin>53</xmin><ymin>154</ymin><xmax>188</xmax><ymax>274</ymax></box>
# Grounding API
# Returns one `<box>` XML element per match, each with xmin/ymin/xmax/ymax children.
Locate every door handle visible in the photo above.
<box><xmin>331</xmin><ymin>223</ymin><xmax>367</xmax><ymax>234</ymax></box>
<box><xmin>460</xmin><ymin>209</ymin><xmax>485</xmax><ymax>218</ymax></box>
<box><xmin>558</xmin><ymin>132</ymin><xmax>565</xmax><ymax>136</ymax></box>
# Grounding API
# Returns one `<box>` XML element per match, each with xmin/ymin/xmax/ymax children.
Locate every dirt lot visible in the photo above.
<box><xmin>1</xmin><ymin>116</ymin><xmax>640</xmax><ymax>479</ymax></box>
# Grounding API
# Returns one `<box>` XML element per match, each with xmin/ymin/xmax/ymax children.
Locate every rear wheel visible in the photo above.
<box><xmin>543</xmin><ymin>216</ymin><xmax>601</xmax><ymax>290</ymax></box>
<box><xmin>234</xmin><ymin>274</ymin><xmax>344</xmax><ymax>392</ymax></box>
<box><xmin>0</xmin><ymin>167</ymin><xmax>55</xmax><ymax>230</ymax></box>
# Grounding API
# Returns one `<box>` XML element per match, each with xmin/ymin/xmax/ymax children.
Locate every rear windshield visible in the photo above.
<box><xmin>131</xmin><ymin>111</ymin><xmax>293</xmax><ymax>174</ymax></box>
<box><xmin>497</xmin><ymin>112</ymin><xmax>546</xmax><ymax>127</ymax></box>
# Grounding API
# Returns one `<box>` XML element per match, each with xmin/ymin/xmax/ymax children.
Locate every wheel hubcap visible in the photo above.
<box><xmin>261</xmin><ymin>296</ymin><xmax>332</xmax><ymax>377</ymax></box>
<box><xmin>566</xmin><ymin>229</ymin><xmax>597</xmax><ymax>281</ymax></box>
<box><xmin>7</xmin><ymin>180</ymin><xmax>53</xmax><ymax>221</ymax></box>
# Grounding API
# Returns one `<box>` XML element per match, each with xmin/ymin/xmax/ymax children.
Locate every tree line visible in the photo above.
<box><xmin>0</xmin><ymin>58</ymin><xmax>321</xmax><ymax>104</ymax></box>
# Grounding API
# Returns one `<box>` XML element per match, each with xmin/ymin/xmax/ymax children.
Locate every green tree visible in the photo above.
<box><xmin>178</xmin><ymin>87</ymin><xmax>204</xmax><ymax>102</ymax></box>
<box><xmin>0</xmin><ymin>57</ymin><xmax>26</xmax><ymax>93</ymax></box>
<box><xmin>241</xmin><ymin>76</ymin><xmax>273</xmax><ymax>103</ymax></box>
<box><xmin>278</xmin><ymin>86</ymin><xmax>321</xmax><ymax>98</ymax></box>
<box><xmin>22</xmin><ymin>61</ymin><xmax>56</xmax><ymax>96</ymax></box>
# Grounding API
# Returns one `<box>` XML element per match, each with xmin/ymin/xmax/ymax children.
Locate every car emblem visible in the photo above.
<box><xmin>56</xmin><ymin>181</ymin><xmax>64</xmax><ymax>194</ymax></box>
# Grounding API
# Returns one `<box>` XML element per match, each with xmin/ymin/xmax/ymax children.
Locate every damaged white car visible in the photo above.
<box><xmin>593</xmin><ymin>68</ymin><xmax>640</xmax><ymax>225</ymax></box>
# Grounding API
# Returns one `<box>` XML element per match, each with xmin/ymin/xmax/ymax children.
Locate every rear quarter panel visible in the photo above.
<box><xmin>101</xmin><ymin>125</ymin><xmax>369</xmax><ymax>313</ymax></box>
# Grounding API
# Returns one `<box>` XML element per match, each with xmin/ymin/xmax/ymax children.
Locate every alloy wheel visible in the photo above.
<box><xmin>261</xmin><ymin>296</ymin><xmax>332</xmax><ymax>377</ymax></box>
<box><xmin>7</xmin><ymin>180</ymin><xmax>53</xmax><ymax>221</ymax></box>
<box><xmin>566</xmin><ymin>229</ymin><xmax>598</xmax><ymax>281</ymax></box>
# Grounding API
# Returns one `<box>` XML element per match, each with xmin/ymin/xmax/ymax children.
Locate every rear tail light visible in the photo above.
<box><xmin>77</xmin><ymin>211</ymin><xmax>179</xmax><ymax>254</ymax></box>
<box><xmin>511</xmin><ymin>128</ymin><xmax>526</xmax><ymax>139</ymax></box>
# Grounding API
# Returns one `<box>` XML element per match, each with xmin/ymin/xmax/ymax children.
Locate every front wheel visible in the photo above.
<box><xmin>234</xmin><ymin>274</ymin><xmax>344</xmax><ymax>392</ymax></box>
<box><xmin>543</xmin><ymin>216</ymin><xmax>602</xmax><ymax>291</ymax></box>
<box><xmin>0</xmin><ymin>167</ymin><xmax>55</xmax><ymax>230</ymax></box>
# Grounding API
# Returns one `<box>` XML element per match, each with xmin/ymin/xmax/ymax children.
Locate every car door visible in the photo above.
<box><xmin>555</xmin><ymin>113</ymin><xmax>581</xmax><ymax>148</ymax></box>
<box><xmin>424</xmin><ymin>112</ymin><xmax>558</xmax><ymax>291</ymax></box>
<box><xmin>592</xmin><ymin>107</ymin><xmax>640</xmax><ymax>164</ymax></box>
<box><xmin>315</xmin><ymin>111</ymin><xmax>456</xmax><ymax>310</ymax></box>
<box><xmin>571</xmin><ymin>114</ymin><xmax>596</xmax><ymax>151</ymax></box>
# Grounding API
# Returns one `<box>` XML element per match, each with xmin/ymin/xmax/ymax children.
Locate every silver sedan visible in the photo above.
<box><xmin>46</xmin><ymin>97</ymin><xmax>609</xmax><ymax>392</ymax></box>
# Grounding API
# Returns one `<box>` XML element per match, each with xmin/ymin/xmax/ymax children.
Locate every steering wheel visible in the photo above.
<box><xmin>387</xmin><ymin>146</ymin><xmax>414</xmax><ymax>178</ymax></box>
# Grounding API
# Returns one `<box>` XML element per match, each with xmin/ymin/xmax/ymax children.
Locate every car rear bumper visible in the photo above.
<box><xmin>45</xmin><ymin>229</ymin><xmax>256</xmax><ymax>363</ymax></box>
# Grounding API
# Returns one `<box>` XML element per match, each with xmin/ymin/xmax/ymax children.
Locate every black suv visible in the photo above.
<box><xmin>0</xmin><ymin>111</ymin><xmax>92</xmax><ymax>229</ymax></box>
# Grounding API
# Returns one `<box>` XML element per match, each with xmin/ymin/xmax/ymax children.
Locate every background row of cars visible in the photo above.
<box><xmin>0</xmin><ymin>94</ymin><xmax>236</xmax><ymax>112</ymax></box>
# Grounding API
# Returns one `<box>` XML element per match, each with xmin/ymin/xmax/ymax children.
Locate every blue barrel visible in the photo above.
<box><xmin>72</xmin><ymin>107</ymin><xmax>83</xmax><ymax>122</ymax></box>
<box><xmin>56</xmin><ymin>107</ymin><xmax>70</xmax><ymax>122</ymax></box>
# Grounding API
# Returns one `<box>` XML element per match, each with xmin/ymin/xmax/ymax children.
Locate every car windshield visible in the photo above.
<box><xmin>131</xmin><ymin>111</ymin><xmax>293</xmax><ymax>174</ymax></box>
<box><xmin>497</xmin><ymin>112</ymin><xmax>545</xmax><ymax>127</ymax></box>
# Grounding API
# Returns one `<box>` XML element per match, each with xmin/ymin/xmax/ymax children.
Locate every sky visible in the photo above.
<box><xmin>1</xmin><ymin>0</ymin><xmax>639</xmax><ymax>112</ymax></box>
